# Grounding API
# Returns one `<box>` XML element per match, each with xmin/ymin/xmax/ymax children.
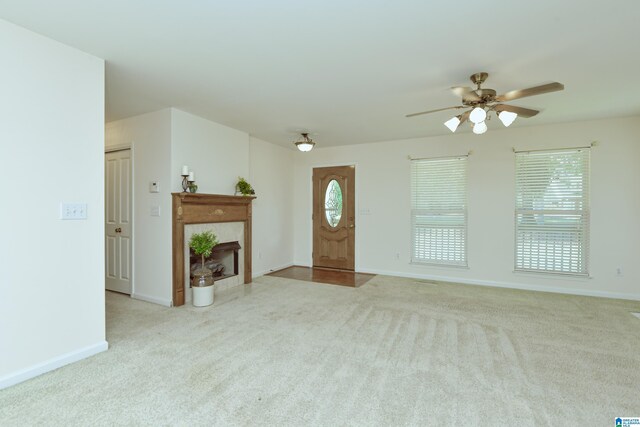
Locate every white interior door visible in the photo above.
<box><xmin>105</xmin><ymin>149</ymin><xmax>132</xmax><ymax>294</ymax></box>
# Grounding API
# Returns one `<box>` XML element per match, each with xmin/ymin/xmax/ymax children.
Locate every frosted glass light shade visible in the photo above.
<box><xmin>295</xmin><ymin>133</ymin><xmax>315</xmax><ymax>152</ymax></box>
<box><xmin>296</xmin><ymin>141</ymin><xmax>314</xmax><ymax>152</ymax></box>
<box><xmin>498</xmin><ymin>111</ymin><xmax>518</xmax><ymax>127</ymax></box>
<box><xmin>469</xmin><ymin>107</ymin><xmax>487</xmax><ymax>124</ymax></box>
<box><xmin>444</xmin><ymin>116</ymin><xmax>461</xmax><ymax>132</ymax></box>
<box><xmin>473</xmin><ymin>121</ymin><xmax>487</xmax><ymax>134</ymax></box>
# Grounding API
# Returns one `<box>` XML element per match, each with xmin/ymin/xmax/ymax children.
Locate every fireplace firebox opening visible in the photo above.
<box><xmin>189</xmin><ymin>241</ymin><xmax>241</xmax><ymax>286</ymax></box>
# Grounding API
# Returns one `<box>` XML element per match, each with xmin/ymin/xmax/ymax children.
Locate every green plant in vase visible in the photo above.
<box><xmin>236</xmin><ymin>177</ymin><xmax>255</xmax><ymax>196</ymax></box>
<box><xmin>188</xmin><ymin>230</ymin><xmax>218</xmax><ymax>306</ymax></box>
<box><xmin>189</xmin><ymin>231</ymin><xmax>218</xmax><ymax>271</ymax></box>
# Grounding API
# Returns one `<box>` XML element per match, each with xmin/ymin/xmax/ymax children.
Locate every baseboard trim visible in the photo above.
<box><xmin>131</xmin><ymin>292</ymin><xmax>172</xmax><ymax>307</ymax></box>
<box><xmin>359</xmin><ymin>268</ymin><xmax>640</xmax><ymax>301</ymax></box>
<box><xmin>253</xmin><ymin>262</ymin><xmax>294</xmax><ymax>278</ymax></box>
<box><xmin>0</xmin><ymin>340</ymin><xmax>108</xmax><ymax>390</ymax></box>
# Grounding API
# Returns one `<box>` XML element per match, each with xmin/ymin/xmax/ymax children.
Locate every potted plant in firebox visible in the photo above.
<box><xmin>189</xmin><ymin>230</ymin><xmax>218</xmax><ymax>307</ymax></box>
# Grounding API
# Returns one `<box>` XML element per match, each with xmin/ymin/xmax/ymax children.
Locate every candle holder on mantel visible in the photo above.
<box><xmin>181</xmin><ymin>174</ymin><xmax>193</xmax><ymax>192</ymax></box>
<box><xmin>181</xmin><ymin>167</ymin><xmax>197</xmax><ymax>193</ymax></box>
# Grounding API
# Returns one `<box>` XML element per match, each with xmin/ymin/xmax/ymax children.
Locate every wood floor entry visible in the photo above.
<box><xmin>267</xmin><ymin>266</ymin><xmax>375</xmax><ymax>288</ymax></box>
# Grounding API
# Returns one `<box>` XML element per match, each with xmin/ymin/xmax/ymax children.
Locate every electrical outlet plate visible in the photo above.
<box><xmin>60</xmin><ymin>203</ymin><xmax>88</xmax><ymax>220</ymax></box>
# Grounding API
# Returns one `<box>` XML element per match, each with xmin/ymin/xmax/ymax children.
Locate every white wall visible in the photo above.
<box><xmin>171</xmin><ymin>109</ymin><xmax>249</xmax><ymax>194</ymax></box>
<box><xmin>106</xmin><ymin>109</ymin><xmax>296</xmax><ymax>304</ymax></box>
<box><xmin>0</xmin><ymin>19</ymin><xmax>106</xmax><ymax>388</ymax></box>
<box><xmin>249</xmin><ymin>137</ymin><xmax>295</xmax><ymax>276</ymax></box>
<box><xmin>105</xmin><ymin>109</ymin><xmax>173</xmax><ymax>306</ymax></box>
<box><xmin>293</xmin><ymin>116</ymin><xmax>640</xmax><ymax>300</ymax></box>
<box><xmin>171</xmin><ymin>112</ymin><xmax>295</xmax><ymax>279</ymax></box>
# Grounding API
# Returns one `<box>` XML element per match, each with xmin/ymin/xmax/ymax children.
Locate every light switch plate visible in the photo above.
<box><xmin>150</xmin><ymin>206</ymin><xmax>160</xmax><ymax>217</ymax></box>
<box><xmin>149</xmin><ymin>181</ymin><xmax>160</xmax><ymax>193</ymax></box>
<box><xmin>60</xmin><ymin>203</ymin><xmax>88</xmax><ymax>220</ymax></box>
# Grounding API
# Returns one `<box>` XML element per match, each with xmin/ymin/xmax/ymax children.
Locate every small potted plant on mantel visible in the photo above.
<box><xmin>189</xmin><ymin>230</ymin><xmax>218</xmax><ymax>307</ymax></box>
<box><xmin>236</xmin><ymin>177</ymin><xmax>255</xmax><ymax>196</ymax></box>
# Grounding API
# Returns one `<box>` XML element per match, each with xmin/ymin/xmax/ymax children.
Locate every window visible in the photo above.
<box><xmin>515</xmin><ymin>148</ymin><xmax>590</xmax><ymax>275</ymax></box>
<box><xmin>411</xmin><ymin>156</ymin><xmax>467</xmax><ymax>266</ymax></box>
<box><xmin>324</xmin><ymin>179</ymin><xmax>343</xmax><ymax>227</ymax></box>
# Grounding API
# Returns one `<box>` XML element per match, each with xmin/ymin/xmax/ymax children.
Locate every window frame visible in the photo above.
<box><xmin>410</xmin><ymin>156</ymin><xmax>468</xmax><ymax>267</ymax></box>
<box><xmin>514</xmin><ymin>148</ymin><xmax>590</xmax><ymax>276</ymax></box>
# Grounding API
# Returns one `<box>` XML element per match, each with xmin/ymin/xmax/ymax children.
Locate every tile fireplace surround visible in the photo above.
<box><xmin>172</xmin><ymin>193</ymin><xmax>255</xmax><ymax>306</ymax></box>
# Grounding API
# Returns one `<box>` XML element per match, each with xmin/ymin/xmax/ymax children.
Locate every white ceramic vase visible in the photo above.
<box><xmin>192</xmin><ymin>285</ymin><xmax>214</xmax><ymax>307</ymax></box>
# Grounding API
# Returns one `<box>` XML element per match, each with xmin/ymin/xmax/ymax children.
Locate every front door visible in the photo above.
<box><xmin>313</xmin><ymin>165</ymin><xmax>355</xmax><ymax>270</ymax></box>
<box><xmin>105</xmin><ymin>149</ymin><xmax>132</xmax><ymax>294</ymax></box>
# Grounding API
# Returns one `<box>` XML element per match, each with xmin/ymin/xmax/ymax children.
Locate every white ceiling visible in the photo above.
<box><xmin>2</xmin><ymin>1</ymin><xmax>639</xmax><ymax>148</ymax></box>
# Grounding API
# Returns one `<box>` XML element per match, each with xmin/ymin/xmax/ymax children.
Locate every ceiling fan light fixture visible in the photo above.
<box><xmin>405</xmin><ymin>73</ymin><xmax>563</xmax><ymax>135</ymax></box>
<box><xmin>294</xmin><ymin>132</ymin><xmax>315</xmax><ymax>152</ymax></box>
<box><xmin>472</xmin><ymin>121</ymin><xmax>487</xmax><ymax>135</ymax></box>
<box><xmin>444</xmin><ymin>116</ymin><xmax>461</xmax><ymax>132</ymax></box>
<box><xmin>469</xmin><ymin>107</ymin><xmax>487</xmax><ymax>124</ymax></box>
<box><xmin>498</xmin><ymin>111</ymin><xmax>518</xmax><ymax>127</ymax></box>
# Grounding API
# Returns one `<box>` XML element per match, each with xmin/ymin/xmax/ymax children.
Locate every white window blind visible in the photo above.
<box><xmin>515</xmin><ymin>148</ymin><xmax>590</xmax><ymax>275</ymax></box>
<box><xmin>411</xmin><ymin>157</ymin><xmax>467</xmax><ymax>266</ymax></box>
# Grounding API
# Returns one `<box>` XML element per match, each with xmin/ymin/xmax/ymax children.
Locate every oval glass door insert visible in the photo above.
<box><xmin>324</xmin><ymin>179</ymin><xmax>343</xmax><ymax>227</ymax></box>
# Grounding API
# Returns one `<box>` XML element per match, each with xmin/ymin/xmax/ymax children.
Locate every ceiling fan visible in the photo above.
<box><xmin>406</xmin><ymin>72</ymin><xmax>564</xmax><ymax>134</ymax></box>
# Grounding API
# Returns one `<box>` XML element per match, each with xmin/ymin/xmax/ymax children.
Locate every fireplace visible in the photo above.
<box><xmin>172</xmin><ymin>193</ymin><xmax>255</xmax><ymax>306</ymax></box>
<box><xmin>189</xmin><ymin>241</ymin><xmax>241</xmax><ymax>283</ymax></box>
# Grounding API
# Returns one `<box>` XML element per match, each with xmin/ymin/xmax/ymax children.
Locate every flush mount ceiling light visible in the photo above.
<box><xmin>406</xmin><ymin>72</ymin><xmax>564</xmax><ymax>135</ymax></box>
<box><xmin>294</xmin><ymin>132</ymin><xmax>315</xmax><ymax>152</ymax></box>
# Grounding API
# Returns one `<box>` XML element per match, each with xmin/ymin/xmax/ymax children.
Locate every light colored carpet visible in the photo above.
<box><xmin>1</xmin><ymin>275</ymin><xmax>639</xmax><ymax>426</ymax></box>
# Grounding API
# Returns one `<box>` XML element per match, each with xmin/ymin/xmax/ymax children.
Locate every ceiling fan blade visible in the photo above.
<box><xmin>406</xmin><ymin>105</ymin><xmax>465</xmax><ymax>118</ymax></box>
<box><xmin>493</xmin><ymin>104</ymin><xmax>539</xmax><ymax>118</ymax></box>
<box><xmin>451</xmin><ymin>86</ymin><xmax>471</xmax><ymax>96</ymax></box>
<box><xmin>495</xmin><ymin>82</ymin><xmax>564</xmax><ymax>102</ymax></box>
<box><xmin>451</xmin><ymin>86</ymin><xmax>481</xmax><ymax>102</ymax></box>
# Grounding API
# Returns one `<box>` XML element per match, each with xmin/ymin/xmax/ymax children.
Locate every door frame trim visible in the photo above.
<box><xmin>104</xmin><ymin>142</ymin><xmax>135</xmax><ymax>296</ymax></box>
<box><xmin>309</xmin><ymin>162</ymin><xmax>359</xmax><ymax>271</ymax></box>
<box><xmin>105</xmin><ymin>142</ymin><xmax>131</xmax><ymax>153</ymax></box>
